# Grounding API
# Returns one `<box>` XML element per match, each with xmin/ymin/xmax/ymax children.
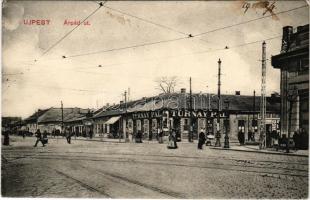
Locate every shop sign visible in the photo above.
<box><xmin>132</xmin><ymin>110</ymin><xmax>161</xmax><ymax>119</ymax></box>
<box><xmin>170</xmin><ymin>110</ymin><xmax>228</xmax><ymax>118</ymax></box>
<box><xmin>131</xmin><ymin>109</ymin><xmax>228</xmax><ymax>119</ymax></box>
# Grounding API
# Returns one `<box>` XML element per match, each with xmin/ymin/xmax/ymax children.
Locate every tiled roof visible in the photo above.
<box><xmin>93</xmin><ymin>93</ymin><xmax>280</xmax><ymax>118</ymax></box>
<box><xmin>93</xmin><ymin>109</ymin><xmax>125</xmax><ymax>118</ymax></box>
<box><xmin>25</xmin><ymin>108</ymin><xmax>92</xmax><ymax>123</ymax></box>
<box><xmin>24</xmin><ymin>108</ymin><xmax>50</xmax><ymax>122</ymax></box>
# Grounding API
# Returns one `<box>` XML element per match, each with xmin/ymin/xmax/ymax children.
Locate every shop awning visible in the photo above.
<box><xmin>105</xmin><ymin>116</ymin><xmax>121</xmax><ymax>125</ymax></box>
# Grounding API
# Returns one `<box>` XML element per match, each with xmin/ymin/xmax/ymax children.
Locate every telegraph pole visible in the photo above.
<box><xmin>215</xmin><ymin>58</ymin><xmax>222</xmax><ymax>147</ymax></box>
<box><xmin>124</xmin><ymin>90</ymin><xmax>129</xmax><ymax>142</ymax></box>
<box><xmin>252</xmin><ymin>90</ymin><xmax>256</xmax><ymax>135</ymax></box>
<box><xmin>189</xmin><ymin>77</ymin><xmax>193</xmax><ymax>142</ymax></box>
<box><xmin>259</xmin><ymin>41</ymin><xmax>267</xmax><ymax>149</ymax></box>
<box><xmin>36</xmin><ymin>109</ymin><xmax>39</xmax><ymax>132</ymax></box>
<box><xmin>61</xmin><ymin>101</ymin><xmax>64</xmax><ymax>135</ymax></box>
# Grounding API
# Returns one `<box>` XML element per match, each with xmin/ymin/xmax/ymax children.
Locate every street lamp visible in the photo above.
<box><xmin>224</xmin><ymin>99</ymin><xmax>230</xmax><ymax>148</ymax></box>
<box><xmin>214</xmin><ymin>58</ymin><xmax>222</xmax><ymax>147</ymax></box>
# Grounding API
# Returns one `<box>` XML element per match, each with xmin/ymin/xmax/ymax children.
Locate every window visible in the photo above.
<box><xmin>128</xmin><ymin>121</ymin><xmax>132</xmax><ymax>128</ymax></box>
<box><xmin>184</xmin><ymin>118</ymin><xmax>189</xmax><ymax>131</ymax></box>
<box><xmin>136</xmin><ymin>120</ymin><xmax>141</xmax><ymax>131</ymax></box>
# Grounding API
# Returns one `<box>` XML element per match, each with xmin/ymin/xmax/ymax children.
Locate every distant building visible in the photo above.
<box><xmin>2</xmin><ymin>117</ymin><xmax>22</xmax><ymax>132</ymax></box>
<box><xmin>271</xmin><ymin>24</ymin><xmax>309</xmax><ymax>139</ymax></box>
<box><xmin>24</xmin><ymin>109</ymin><xmax>49</xmax><ymax>134</ymax></box>
<box><xmin>24</xmin><ymin>107</ymin><xmax>93</xmax><ymax>134</ymax></box>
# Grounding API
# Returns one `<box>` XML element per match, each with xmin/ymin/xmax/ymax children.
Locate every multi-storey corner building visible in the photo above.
<box><xmin>271</xmin><ymin>24</ymin><xmax>309</xmax><ymax>140</ymax></box>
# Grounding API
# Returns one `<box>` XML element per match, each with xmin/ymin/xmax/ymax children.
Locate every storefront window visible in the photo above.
<box><xmin>136</xmin><ymin>120</ymin><xmax>141</xmax><ymax>131</ymax></box>
<box><xmin>184</xmin><ymin>118</ymin><xmax>189</xmax><ymax>131</ymax></box>
<box><xmin>162</xmin><ymin>111</ymin><xmax>169</xmax><ymax>129</ymax></box>
<box><xmin>144</xmin><ymin>119</ymin><xmax>149</xmax><ymax>133</ymax></box>
<box><xmin>128</xmin><ymin>120</ymin><xmax>132</xmax><ymax>128</ymax></box>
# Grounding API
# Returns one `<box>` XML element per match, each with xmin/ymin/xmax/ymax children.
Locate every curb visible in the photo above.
<box><xmin>210</xmin><ymin>147</ymin><xmax>308</xmax><ymax>157</ymax></box>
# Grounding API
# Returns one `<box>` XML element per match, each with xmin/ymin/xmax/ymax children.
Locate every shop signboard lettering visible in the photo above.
<box><xmin>131</xmin><ymin>109</ymin><xmax>228</xmax><ymax>119</ymax></box>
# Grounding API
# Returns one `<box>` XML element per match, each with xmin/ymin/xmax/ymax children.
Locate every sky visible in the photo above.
<box><xmin>2</xmin><ymin>0</ymin><xmax>309</xmax><ymax>118</ymax></box>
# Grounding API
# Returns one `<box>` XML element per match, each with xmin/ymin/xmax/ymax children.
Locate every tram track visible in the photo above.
<box><xmin>52</xmin><ymin>169</ymin><xmax>112</xmax><ymax>198</ymax></box>
<box><xmin>3</xmin><ymin>153</ymin><xmax>308</xmax><ymax>179</ymax></box>
<box><xmin>76</xmin><ymin>163</ymin><xmax>186</xmax><ymax>198</ymax></box>
<box><xmin>45</xmin><ymin>161</ymin><xmax>183</xmax><ymax>198</ymax></box>
<box><xmin>3</xmin><ymin>152</ymin><xmax>308</xmax><ymax>174</ymax></box>
<box><xmin>3</xmin><ymin>149</ymin><xmax>308</xmax><ymax>165</ymax></box>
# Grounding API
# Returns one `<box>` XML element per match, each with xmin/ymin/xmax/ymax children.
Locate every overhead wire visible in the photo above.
<box><xmin>103</xmin><ymin>4</ymin><xmax>189</xmax><ymax>36</ymax></box>
<box><xmin>66</xmin><ymin>36</ymin><xmax>187</xmax><ymax>58</ymax></box>
<box><xmin>100</xmin><ymin>4</ymin><xmax>213</xmax><ymax>47</ymax></box>
<box><xmin>193</xmin><ymin>5</ymin><xmax>308</xmax><ymax>37</ymax></box>
<box><xmin>4</xmin><ymin>34</ymin><xmax>282</xmax><ymax>78</ymax></box>
<box><xmin>64</xmin><ymin>4</ymin><xmax>307</xmax><ymax>58</ymax></box>
<box><xmin>72</xmin><ymin>34</ymin><xmax>282</xmax><ymax>71</ymax></box>
<box><xmin>6</xmin><ymin>81</ymin><xmax>106</xmax><ymax>94</ymax></box>
<box><xmin>39</xmin><ymin>1</ymin><xmax>106</xmax><ymax>58</ymax></box>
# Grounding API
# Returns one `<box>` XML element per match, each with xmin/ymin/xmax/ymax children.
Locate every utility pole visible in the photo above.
<box><xmin>207</xmin><ymin>86</ymin><xmax>211</xmax><ymax>111</ymax></box>
<box><xmin>215</xmin><ymin>58</ymin><xmax>222</xmax><ymax>147</ymax></box>
<box><xmin>36</xmin><ymin>109</ymin><xmax>39</xmax><ymax>132</ymax></box>
<box><xmin>61</xmin><ymin>101</ymin><xmax>64</xmax><ymax>135</ymax></box>
<box><xmin>253</xmin><ymin>90</ymin><xmax>256</xmax><ymax>121</ymax></box>
<box><xmin>252</xmin><ymin>90</ymin><xmax>256</xmax><ymax>137</ymax></box>
<box><xmin>259</xmin><ymin>41</ymin><xmax>267</xmax><ymax>149</ymax></box>
<box><xmin>189</xmin><ymin>77</ymin><xmax>193</xmax><ymax>142</ymax></box>
<box><xmin>124</xmin><ymin>90</ymin><xmax>129</xmax><ymax>142</ymax></box>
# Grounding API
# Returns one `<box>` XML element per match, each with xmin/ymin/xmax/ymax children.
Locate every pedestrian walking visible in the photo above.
<box><xmin>198</xmin><ymin>131</ymin><xmax>206</xmax><ymax>149</ymax></box>
<box><xmin>34</xmin><ymin>129</ymin><xmax>45</xmax><ymax>147</ymax></box>
<box><xmin>172</xmin><ymin>129</ymin><xmax>178</xmax><ymax>148</ymax></box>
<box><xmin>42</xmin><ymin>131</ymin><xmax>48</xmax><ymax>145</ymax></box>
<box><xmin>167</xmin><ymin>130</ymin><xmax>177</xmax><ymax>149</ymax></box>
<box><xmin>65</xmin><ymin>130</ymin><xmax>71</xmax><ymax>144</ymax></box>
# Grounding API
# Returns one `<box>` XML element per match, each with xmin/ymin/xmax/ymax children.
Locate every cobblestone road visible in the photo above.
<box><xmin>2</xmin><ymin>136</ymin><xmax>308</xmax><ymax>198</ymax></box>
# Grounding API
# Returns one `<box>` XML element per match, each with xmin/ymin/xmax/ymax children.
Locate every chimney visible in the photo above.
<box><xmin>181</xmin><ymin>88</ymin><xmax>186</xmax><ymax>93</ymax></box>
<box><xmin>281</xmin><ymin>26</ymin><xmax>293</xmax><ymax>53</ymax></box>
<box><xmin>235</xmin><ymin>91</ymin><xmax>240</xmax><ymax>95</ymax></box>
<box><xmin>297</xmin><ymin>25</ymin><xmax>308</xmax><ymax>33</ymax></box>
<box><xmin>106</xmin><ymin>103</ymin><xmax>109</xmax><ymax>107</ymax></box>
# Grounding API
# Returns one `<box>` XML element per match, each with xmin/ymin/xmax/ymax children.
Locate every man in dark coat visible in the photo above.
<box><xmin>198</xmin><ymin>131</ymin><xmax>206</xmax><ymax>149</ymax></box>
<box><xmin>65</xmin><ymin>129</ymin><xmax>71</xmax><ymax>144</ymax></box>
<box><xmin>34</xmin><ymin>129</ymin><xmax>45</xmax><ymax>147</ymax></box>
<box><xmin>136</xmin><ymin>131</ymin><xmax>143</xmax><ymax>143</ymax></box>
<box><xmin>3</xmin><ymin>131</ymin><xmax>10</xmax><ymax>146</ymax></box>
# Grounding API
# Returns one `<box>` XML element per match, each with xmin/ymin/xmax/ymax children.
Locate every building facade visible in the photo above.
<box><xmin>92</xmin><ymin>90</ymin><xmax>280</xmax><ymax>143</ymax></box>
<box><xmin>24</xmin><ymin>107</ymin><xmax>93</xmax><ymax>134</ymax></box>
<box><xmin>271</xmin><ymin>24</ymin><xmax>309</xmax><ymax>140</ymax></box>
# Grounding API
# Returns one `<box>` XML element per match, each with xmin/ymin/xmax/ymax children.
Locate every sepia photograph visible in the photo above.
<box><xmin>1</xmin><ymin>0</ymin><xmax>309</xmax><ymax>198</ymax></box>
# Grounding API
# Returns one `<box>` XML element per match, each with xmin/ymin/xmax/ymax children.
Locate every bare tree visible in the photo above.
<box><xmin>155</xmin><ymin>76</ymin><xmax>179</xmax><ymax>94</ymax></box>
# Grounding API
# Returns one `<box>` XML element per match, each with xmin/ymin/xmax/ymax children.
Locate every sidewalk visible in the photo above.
<box><xmin>47</xmin><ymin>136</ymin><xmax>308</xmax><ymax>157</ymax></box>
<box><xmin>210</xmin><ymin>144</ymin><xmax>309</xmax><ymax>157</ymax></box>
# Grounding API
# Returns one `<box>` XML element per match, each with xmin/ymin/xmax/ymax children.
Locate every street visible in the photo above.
<box><xmin>2</xmin><ymin>136</ymin><xmax>308</xmax><ymax>198</ymax></box>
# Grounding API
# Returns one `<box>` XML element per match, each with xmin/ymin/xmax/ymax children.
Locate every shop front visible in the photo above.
<box><xmin>127</xmin><ymin>109</ymin><xmax>228</xmax><ymax>141</ymax></box>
